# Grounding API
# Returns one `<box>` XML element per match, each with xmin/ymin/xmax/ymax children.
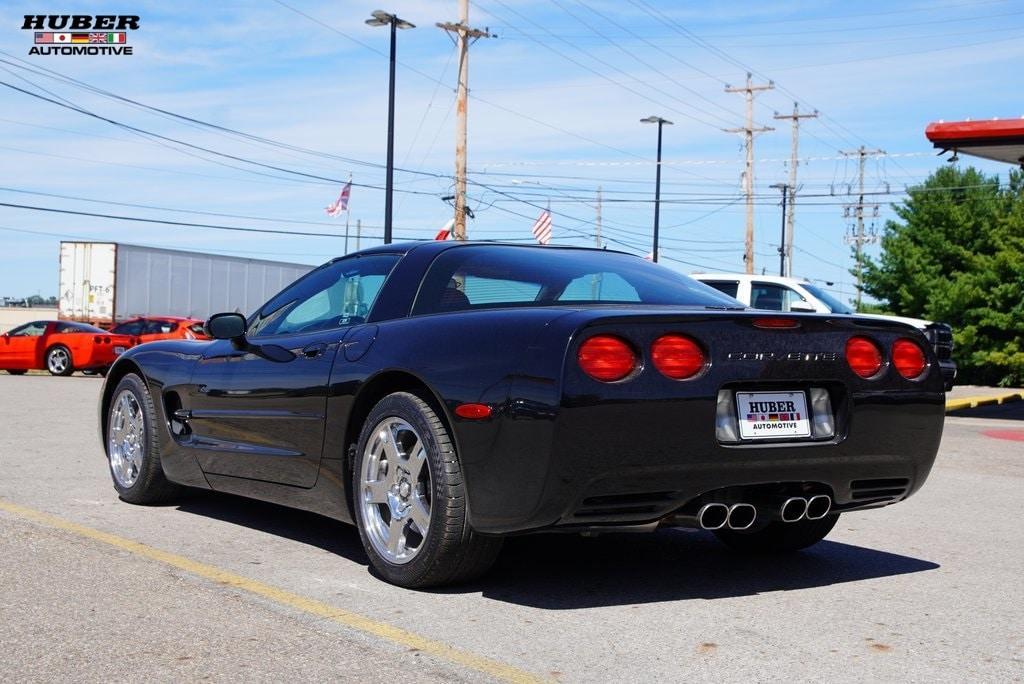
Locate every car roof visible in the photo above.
<box><xmin>339</xmin><ymin>240</ymin><xmax>634</xmax><ymax>260</ymax></box>
<box><xmin>691</xmin><ymin>273</ymin><xmax>812</xmax><ymax>286</ymax></box>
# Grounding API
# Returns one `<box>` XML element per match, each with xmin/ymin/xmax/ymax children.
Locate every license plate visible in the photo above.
<box><xmin>735</xmin><ymin>391</ymin><xmax>811</xmax><ymax>440</ymax></box>
<box><xmin>113</xmin><ymin>346</ymin><xmax>126</xmax><ymax>354</ymax></box>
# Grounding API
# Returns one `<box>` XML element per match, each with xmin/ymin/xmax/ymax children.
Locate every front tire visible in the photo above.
<box><xmin>714</xmin><ymin>514</ymin><xmax>839</xmax><ymax>553</ymax></box>
<box><xmin>45</xmin><ymin>345</ymin><xmax>73</xmax><ymax>376</ymax></box>
<box><xmin>352</xmin><ymin>392</ymin><xmax>503</xmax><ymax>588</ymax></box>
<box><xmin>106</xmin><ymin>373</ymin><xmax>181</xmax><ymax>504</ymax></box>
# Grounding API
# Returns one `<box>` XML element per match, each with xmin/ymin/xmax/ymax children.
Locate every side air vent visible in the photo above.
<box><xmin>850</xmin><ymin>478</ymin><xmax>910</xmax><ymax>501</ymax></box>
<box><xmin>573</xmin><ymin>491</ymin><xmax>677</xmax><ymax>519</ymax></box>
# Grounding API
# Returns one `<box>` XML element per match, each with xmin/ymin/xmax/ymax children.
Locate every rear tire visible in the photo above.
<box><xmin>106</xmin><ymin>373</ymin><xmax>181</xmax><ymax>504</ymax></box>
<box><xmin>352</xmin><ymin>392</ymin><xmax>503</xmax><ymax>588</ymax></box>
<box><xmin>45</xmin><ymin>345</ymin><xmax>73</xmax><ymax>376</ymax></box>
<box><xmin>714</xmin><ymin>513</ymin><xmax>839</xmax><ymax>553</ymax></box>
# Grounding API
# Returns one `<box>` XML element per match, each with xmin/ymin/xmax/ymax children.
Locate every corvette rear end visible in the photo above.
<box><xmin>461</xmin><ymin>310</ymin><xmax>944</xmax><ymax>540</ymax></box>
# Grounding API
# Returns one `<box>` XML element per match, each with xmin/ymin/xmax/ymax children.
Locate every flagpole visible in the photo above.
<box><xmin>343</xmin><ymin>174</ymin><xmax>352</xmax><ymax>254</ymax></box>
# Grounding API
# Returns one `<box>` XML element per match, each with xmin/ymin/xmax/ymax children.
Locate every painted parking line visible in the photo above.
<box><xmin>945</xmin><ymin>391</ymin><xmax>1024</xmax><ymax>412</ymax></box>
<box><xmin>0</xmin><ymin>498</ymin><xmax>544</xmax><ymax>684</ymax></box>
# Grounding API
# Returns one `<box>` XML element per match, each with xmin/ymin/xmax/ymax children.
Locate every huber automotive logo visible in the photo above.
<box><xmin>22</xmin><ymin>15</ymin><xmax>139</xmax><ymax>56</ymax></box>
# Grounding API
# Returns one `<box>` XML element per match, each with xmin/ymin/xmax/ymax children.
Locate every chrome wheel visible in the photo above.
<box><xmin>108</xmin><ymin>389</ymin><xmax>145</xmax><ymax>488</ymax></box>
<box><xmin>359</xmin><ymin>417</ymin><xmax>432</xmax><ymax>565</ymax></box>
<box><xmin>47</xmin><ymin>347</ymin><xmax>70</xmax><ymax>374</ymax></box>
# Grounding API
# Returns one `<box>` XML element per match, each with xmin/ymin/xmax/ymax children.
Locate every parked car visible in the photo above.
<box><xmin>99</xmin><ymin>243</ymin><xmax>945</xmax><ymax>588</ymax></box>
<box><xmin>111</xmin><ymin>316</ymin><xmax>209</xmax><ymax>343</ymax></box>
<box><xmin>691</xmin><ymin>273</ymin><xmax>957</xmax><ymax>391</ymax></box>
<box><xmin>1</xmin><ymin>320</ymin><xmax>136</xmax><ymax>376</ymax></box>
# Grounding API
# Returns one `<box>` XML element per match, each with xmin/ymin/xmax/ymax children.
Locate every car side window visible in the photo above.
<box><xmin>55</xmin><ymin>323</ymin><xmax>79</xmax><ymax>333</ymax></box>
<box><xmin>701</xmin><ymin>280</ymin><xmax>740</xmax><ymax>299</ymax></box>
<box><xmin>249</xmin><ymin>254</ymin><xmax>399</xmax><ymax>338</ymax></box>
<box><xmin>144</xmin><ymin>320</ymin><xmax>175</xmax><ymax>334</ymax></box>
<box><xmin>751</xmin><ymin>282</ymin><xmax>808</xmax><ymax>312</ymax></box>
<box><xmin>113</xmin><ymin>320</ymin><xmax>144</xmax><ymax>335</ymax></box>
<box><xmin>8</xmin><ymin>321</ymin><xmax>47</xmax><ymax>337</ymax></box>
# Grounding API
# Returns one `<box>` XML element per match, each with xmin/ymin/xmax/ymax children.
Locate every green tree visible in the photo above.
<box><xmin>862</xmin><ymin>166</ymin><xmax>1024</xmax><ymax>386</ymax></box>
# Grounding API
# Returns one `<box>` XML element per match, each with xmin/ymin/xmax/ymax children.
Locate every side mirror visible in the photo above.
<box><xmin>206</xmin><ymin>312</ymin><xmax>247</xmax><ymax>340</ymax></box>
<box><xmin>790</xmin><ymin>301</ymin><xmax>817</xmax><ymax>313</ymax></box>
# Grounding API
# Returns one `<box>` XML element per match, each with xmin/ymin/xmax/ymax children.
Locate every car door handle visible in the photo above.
<box><xmin>301</xmin><ymin>342</ymin><xmax>327</xmax><ymax>359</ymax></box>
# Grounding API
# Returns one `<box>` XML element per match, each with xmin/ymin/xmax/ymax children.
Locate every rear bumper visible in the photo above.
<box><xmin>462</xmin><ymin>389</ymin><xmax>945</xmax><ymax>535</ymax></box>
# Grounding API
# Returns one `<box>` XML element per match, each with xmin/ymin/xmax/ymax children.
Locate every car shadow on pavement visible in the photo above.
<box><xmin>461</xmin><ymin>528</ymin><xmax>940</xmax><ymax>608</ymax></box>
<box><xmin>175</xmin><ymin>491</ymin><xmax>369</xmax><ymax>566</ymax></box>
<box><xmin>173</xmin><ymin>492</ymin><xmax>938</xmax><ymax>606</ymax></box>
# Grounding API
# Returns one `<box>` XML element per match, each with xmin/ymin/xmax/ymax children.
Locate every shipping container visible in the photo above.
<box><xmin>58</xmin><ymin>242</ymin><xmax>314</xmax><ymax>325</ymax></box>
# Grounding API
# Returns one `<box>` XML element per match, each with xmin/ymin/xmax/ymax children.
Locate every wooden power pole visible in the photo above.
<box><xmin>437</xmin><ymin>0</ymin><xmax>492</xmax><ymax>240</ymax></box>
<box><xmin>773</xmin><ymin>102</ymin><xmax>817</xmax><ymax>277</ymax></box>
<box><xmin>725</xmin><ymin>73</ymin><xmax>774</xmax><ymax>274</ymax></box>
<box><xmin>840</xmin><ymin>146</ymin><xmax>883</xmax><ymax>310</ymax></box>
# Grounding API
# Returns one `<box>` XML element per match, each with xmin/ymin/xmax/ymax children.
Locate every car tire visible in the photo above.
<box><xmin>6</xmin><ymin>369</ymin><xmax>27</xmax><ymax>375</ymax></box>
<box><xmin>106</xmin><ymin>373</ymin><xmax>181</xmax><ymax>505</ymax></box>
<box><xmin>714</xmin><ymin>513</ymin><xmax>839</xmax><ymax>553</ymax></box>
<box><xmin>352</xmin><ymin>391</ymin><xmax>503</xmax><ymax>588</ymax></box>
<box><xmin>45</xmin><ymin>345</ymin><xmax>73</xmax><ymax>376</ymax></box>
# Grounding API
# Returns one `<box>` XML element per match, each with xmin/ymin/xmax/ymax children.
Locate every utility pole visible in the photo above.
<box><xmin>773</xmin><ymin>102</ymin><xmax>817</xmax><ymax>277</ymax></box>
<box><xmin>770</xmin><ymin>183</ymin><xmax>788</xmax><ymax>277</ymax></box>
<box><xmin>438</xmin><ymin>1</ymin><xmax>492</xmax><ymax>240</ymax></box>
<box><xmin>725</xmin><ymin>73</ymin><xmax>774</xmax><ymax>274</ymax></box>
<box><xmin>591</xmin><ymin>186</ymin><xmax>603</xmax><ymax>299</ymax></box>
<box><xmin>840</xmin><ymin>145</ymin><xmax>884</xmax><ymax>310</ymax></box>
<box><xmin>355</xmin><ymin>219</ymin><xmax>362</xmax><ymax>251</ymax></box>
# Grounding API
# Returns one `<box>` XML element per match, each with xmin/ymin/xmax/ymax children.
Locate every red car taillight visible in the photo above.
<box><xmin>93</xmin><ymin>335</ymin><xmax>102</xmax><ymax>344</ymax></box>
<box><xmin>892</xmin><ymin>338</ymin><xmax>927</xmax><ymax>379</ymax></box>
<box><xmin>578</xmin><ymin>335</ymin><xmax>636</xmax><ymax>382</ymax></box>
<box><xmin>846</xmin><ymin>336</ymin><xmax>883</xmax><ymax>378</ymax></box>
<box><xmin>651</xmin><ymin>334</ymin><xmax>705</xmax><ymax>379</ymax></box>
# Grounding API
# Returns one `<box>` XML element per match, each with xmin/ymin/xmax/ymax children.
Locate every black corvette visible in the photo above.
<box><xmin>100</xmin><ymin>242</ymin><xmax>944</xmax><ymax>587</ymax></box>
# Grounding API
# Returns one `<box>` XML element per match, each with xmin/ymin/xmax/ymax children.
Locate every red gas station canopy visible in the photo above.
<box><xmin>926</xmin><ymin>119</ymin><xmax>1024</xmax><ymax>166</ymax></box>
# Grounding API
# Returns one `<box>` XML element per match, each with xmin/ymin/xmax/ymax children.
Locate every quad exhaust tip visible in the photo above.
<box><xmin>727</xmin><ymin>503</ymin><xmax>757</xmax><ymax>530</ymax></box>
<box><xmin>697</xmin><ymin>503</ymin><xmax>730</xmax><ymax>530</ymax></box>
<box><xmin>805</xmin><ymin>494</ymin><xmax>832</xmax><ymax>520</ymax></box>
<box><xmin>780</xmin><ymin>497</ymin><xmax>809</xmax><ymax>523</ymax></box>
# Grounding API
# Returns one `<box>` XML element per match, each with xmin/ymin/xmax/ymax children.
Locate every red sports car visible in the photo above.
<box><xmin>0</xmin><ymin>320</ymin><xmax>137</xmax><ymax>376</ymax></box>
<box><xmin>110</xmin><ymin>316</ymin><xmax>209</xmax><ymax>343</ymax></box>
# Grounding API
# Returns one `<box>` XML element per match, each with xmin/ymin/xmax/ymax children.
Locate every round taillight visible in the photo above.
<box><xmin>846</xmin><ymin>336</ymin><xmax>883</xmax><ymax>378</ymax></box>
<box><xmin>892</xmin><ymin>338</ymin><xmax>927</xmax><ymax>379</ymax></box>
<box><xmin>578</xmin><ymin>335</ymin><xmax>636</xmax><ymax>382</ymax></box>
<box><xmin>651</xmin><ymin>334</ymin><xmax>705</xmax><ymax>379</ymax></box>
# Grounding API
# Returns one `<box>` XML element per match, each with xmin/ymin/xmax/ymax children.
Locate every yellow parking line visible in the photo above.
<box><xmin>0</xmin><ymin>498</ymin><xmax>544</xmax><ymax>684</ymax></box>
<box><xmin>946</xmin><ymin>391</ymin><xmax>1024</xmax><ymax>412</ymax></box>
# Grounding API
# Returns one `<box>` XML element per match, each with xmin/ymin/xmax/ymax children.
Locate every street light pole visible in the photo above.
<box><xmin>366</xmin><ymin>10</ymin><xmax>415</xmax><ymax>244</ymax></box>
<box><xmin>640</xmin><ymin>116</ymin><xmax>672</xmax><ymax>263</ymax></box>
<box><xmin>771</xmin><ymin>183</ymin><xmax>788</xmax><ymax>277</ymax></box>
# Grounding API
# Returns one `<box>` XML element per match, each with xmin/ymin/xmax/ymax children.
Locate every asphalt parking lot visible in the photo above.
<box><xmin>1</xmin><ymin>374</ymin><xmax>1021</xmax><ymax>682</ymax></box>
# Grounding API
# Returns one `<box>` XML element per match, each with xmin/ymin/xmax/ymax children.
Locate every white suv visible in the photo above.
<box><xmin>691</xmin><ymin>273</ymin><xmax>956</xmax><ymax>390</ymax></box>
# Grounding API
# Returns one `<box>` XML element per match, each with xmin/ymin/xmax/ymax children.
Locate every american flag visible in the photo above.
<box><xmin>434</xmin><ymin>218</ymin><xmax>454</xmax><ymax>241</ymax></box>
<box><xmin>325</xmin><ymin>182</ymin><xmax>351</xmax><ymax>217</ymax></box>
<box><xmin>530</xmin><ymin>209</ymin><xmax>552</xmax><ymax>245</ymax></box>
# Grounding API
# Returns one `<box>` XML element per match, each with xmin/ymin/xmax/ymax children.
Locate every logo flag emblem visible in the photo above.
<box><xmin>325</xmin><ymin>181</ymin><xmax>351</xmax><ymax>217</ymax></box>
<box><xmin>530</xmin><ymin>209</ymin><xmax>552</xmax><ymax>245</ymax></box>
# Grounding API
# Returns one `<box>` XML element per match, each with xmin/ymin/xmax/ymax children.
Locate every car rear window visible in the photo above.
<box><xmin>412</xmin><ymin>246</ymin><xmax>741</xmax><ymax>315</ymax></box>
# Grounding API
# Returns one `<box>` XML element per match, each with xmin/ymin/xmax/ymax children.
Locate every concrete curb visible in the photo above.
<box><xmin>946</xmin><ymin>391</ymin><xmax>1024</xmax><ymax>412</ymax></box>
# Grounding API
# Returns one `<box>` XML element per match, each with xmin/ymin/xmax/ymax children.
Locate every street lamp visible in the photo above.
<box><xmin>770</xmin><ymin>182</ymin><xmax>789</xmax><ymax>276</ymax></box>
<box><xmin>640</xmin><ymin>116</ymin><xmax>672</xmax><ymax>262</ymax></box>
<box><xmin>366</xmin><ymin>10</ymin><xmax>415</xmax><ymax>244</ymax></box>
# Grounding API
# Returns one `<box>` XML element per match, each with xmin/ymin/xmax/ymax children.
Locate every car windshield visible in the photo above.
<box><xmin>802</xmin><ymin>283</ymin><xmax>854</xmax><ymax>314</ymax></box>
<box><xmin>56</xmin><ymin>321</ymin><xmax>107</xmax><ymax>333</ymax></box>
<box><xmin>412</xmin><ymin>245</ymin><xmax>743</xmax><ymax>315</ymax></box>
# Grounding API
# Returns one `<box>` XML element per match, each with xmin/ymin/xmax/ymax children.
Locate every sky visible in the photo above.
<box><xmin>1</xmin><ymin>0</ymin><xmax>1021</xmax><ymax>306</ymax></box>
